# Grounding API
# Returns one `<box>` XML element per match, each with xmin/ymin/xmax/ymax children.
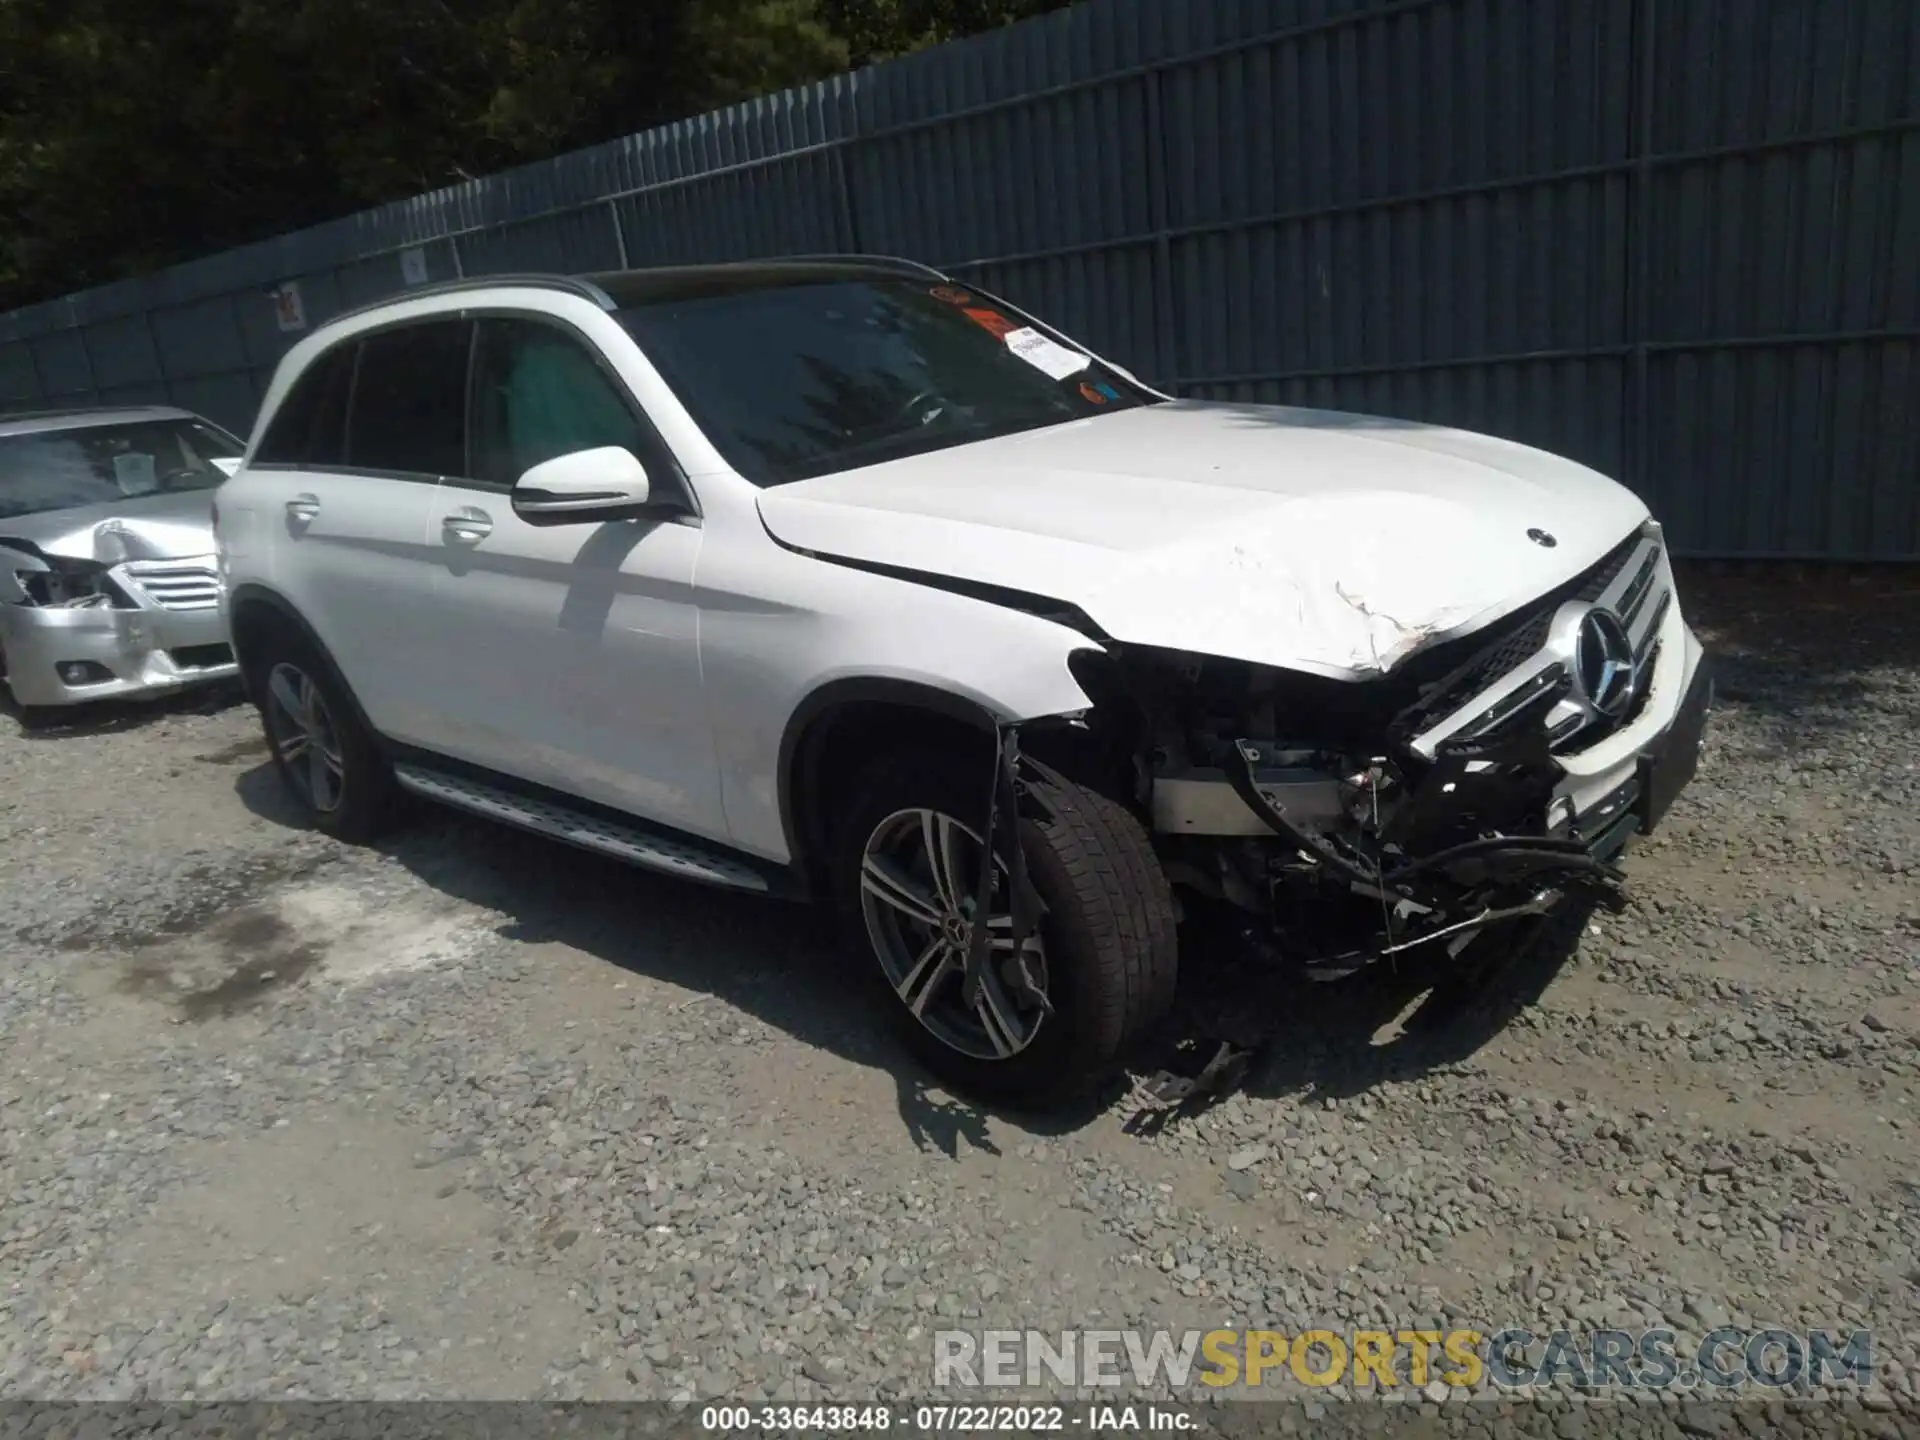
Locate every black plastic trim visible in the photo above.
<box><xmin>385</xmin><ymin>742</ymin><xmax>805</xmax><ymax>900</ymax></box>
<box><xmin>776</xmin><ymin>676</ymin><xmax>1000</xmax><ymax>881</ymax></box>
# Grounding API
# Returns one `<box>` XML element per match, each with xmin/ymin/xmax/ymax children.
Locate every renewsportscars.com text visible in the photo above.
<box><xmin>932</xmin><ymin>1327</ymin><xmax>1874</xmax><ymax>1392</ymax></box>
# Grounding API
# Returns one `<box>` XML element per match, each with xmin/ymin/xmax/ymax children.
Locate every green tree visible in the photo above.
<box><xmin>0</xmin><ymin>0</ymin><xmax>1070</xmax><ymax>310</ymax></box>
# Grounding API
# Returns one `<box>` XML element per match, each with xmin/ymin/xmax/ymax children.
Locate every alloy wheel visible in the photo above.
<box><xmin>264</xmin><ymin>661</ymin><xmax>346</xmax><ymax>814</ymax></box>
<box><xmin>858</xmin><ymin>806</ymin><xmax>1049</xmax><ymax>1061</ymax></box>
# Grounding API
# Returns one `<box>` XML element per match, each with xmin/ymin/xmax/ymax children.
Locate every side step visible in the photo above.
<box><xmin>392</xmin><ymin>763</ymin><xmax>770</xmax><ymax>893</ymax></box>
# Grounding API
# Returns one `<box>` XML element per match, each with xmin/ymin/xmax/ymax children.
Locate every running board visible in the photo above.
<box><xmin>392</xmin><ymin>763</ymin><xmax>770</xmax><ymax>892</ymax></box>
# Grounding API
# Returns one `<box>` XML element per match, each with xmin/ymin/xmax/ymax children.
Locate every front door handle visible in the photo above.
<box><xmin>285</xmin><ymin>493</ymin><xmax>320</xmax><ymax>524</ymax></box>
<box><xmin>442</xmin><ymin>506</ymin><xmax>493</xmax><ymax>545</ymax></box>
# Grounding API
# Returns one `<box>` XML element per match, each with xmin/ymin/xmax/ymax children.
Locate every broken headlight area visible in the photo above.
<box><xmin>1056</xmin><ymin>644</ymin><xmax>1627</xmax><ymax>978</ymax></box>
<box><xmin>0</xmin><ymin>542</ymin><xmax>130</xmax><ymax>610</ymax></box>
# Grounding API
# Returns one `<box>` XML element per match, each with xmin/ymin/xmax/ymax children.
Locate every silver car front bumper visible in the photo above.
<box><xmin>0</xmin><ymin>555</ymin><xmax>237</xmax><ymax>708</ymax></box>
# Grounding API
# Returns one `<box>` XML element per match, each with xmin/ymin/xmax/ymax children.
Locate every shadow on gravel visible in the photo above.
<box><xmin>1144</xmin><ymin>895</ymin><xmax>1597</xmax><ymax>1123</ymax></box>
<box><xmin>236</xmin><ymin>761</ymin><xmax>1037</xmax><ymax>1150</ymax></box>
<box><xmin>1</xmin><ymin>676</ymin><xmax>245</xmax><ymax>738</ymax></box>
<box><xmin>1678</xmin><ymin>565</ymin><xmax>1920</xmax><ymax>740</ymax></box>
<box><xmin>238</xmin><ymin>760</ymin><xmax>1590</xmax><ymax>1146</ymax></box>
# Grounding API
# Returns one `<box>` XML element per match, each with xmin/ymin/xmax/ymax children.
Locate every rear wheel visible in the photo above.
<box><xmin>834</xmin><ymin>747</ymin><xmax>1177</xmax><ymax>1107</ymax></box>
<box><xmin>253</xmin><ymin>631</ymin><xmax>394</xmax><ymax>842</ymax></box>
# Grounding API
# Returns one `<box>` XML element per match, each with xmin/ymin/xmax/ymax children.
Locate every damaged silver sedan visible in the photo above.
<box><xmin>0</xmin><ymin>406</ymin><xmax>242</xmax><ymax>721</ymax></box>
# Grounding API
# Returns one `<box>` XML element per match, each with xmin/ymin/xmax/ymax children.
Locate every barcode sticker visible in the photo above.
<box><xmin>1004</xmin><ymin>327</ymin><xmax>1092</xmax><ymax>380</ymax></box>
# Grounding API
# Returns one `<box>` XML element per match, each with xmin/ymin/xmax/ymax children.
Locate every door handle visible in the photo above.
<box><xmin>441</xmin><ymin>506</ymin><xmax>493</xmax><ymax>545</ymax></box>
<box><xmin>285</xmin><ymin>493</ymin><xmax>320</xmax><ymax>524</ymax></box>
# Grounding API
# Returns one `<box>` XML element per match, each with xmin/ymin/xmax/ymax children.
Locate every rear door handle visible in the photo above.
<box><xmin>285</xmin><ymin>493</ymin><xmax>320</xmax><ymax>524</ymax></box>
<box><xmin>442</xmin><ymin>506</ymin><xmax>493</xmax><ymax>545</ymax></box>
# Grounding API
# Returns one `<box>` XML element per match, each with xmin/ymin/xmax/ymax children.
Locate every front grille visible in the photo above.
<box><xmin>118</xmin><ymin>557</ymin><xmax>221</xmax><ymax>612</ymax></box>
<box><xmin>1403</xmin><ymin>526</ymin><xmax>1673</xmax><ymax>758</ymax></box>
<box><xmin>168</xmin><ymin>643</ymin><xmax>234</xmax><ymax>670</ymax></box>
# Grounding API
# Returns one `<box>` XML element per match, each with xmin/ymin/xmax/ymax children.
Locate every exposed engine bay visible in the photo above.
<box><xmin>1028</xmin><ymin>641</ymin><xmax>1627</xmax><ymax>978</ymax></box>
<box><xmin>0</xmin><ymin>539</ymin><xmax>123</xmax><ymax>609</ymax></box>
<box><xmin>1021</xmin><ymin>529</ymin><xmax>1698</xmax><ymax>981</ymax></box>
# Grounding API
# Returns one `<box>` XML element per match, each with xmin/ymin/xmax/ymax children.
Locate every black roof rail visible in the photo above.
<box><xmin>319</xmin><ymin>273</ymin><xmax>617</xmax><ymax>331</ymax></box>
<box><xmin>315</xmin><ymin>255</ymin><xmax>947</xmax><ymax>333</ymax></box>
<box><xmin>751</xmin><ymin>253</ymin><xmax>949</xmax><ymax>279</ymax></box>
<box><xmin>0</xmin><ymin>403</ymin><xmax>184</xmax><ymax>424</ymax></box>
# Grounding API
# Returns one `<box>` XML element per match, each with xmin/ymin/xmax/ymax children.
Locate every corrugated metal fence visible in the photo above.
<box><xmin>2</xmin><ymin>0</ymin><xmax>1915</xmax><ymax>558</ymax></box>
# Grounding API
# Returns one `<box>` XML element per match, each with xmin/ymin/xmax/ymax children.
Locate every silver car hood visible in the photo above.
<box><xmin>0</xmin><ymin>490</ymin><xmax>218</xmax><ymax>563</ymax></box>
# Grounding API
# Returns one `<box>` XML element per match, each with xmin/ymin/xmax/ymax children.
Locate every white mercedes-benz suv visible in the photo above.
<box><xmin>215</xmin><ymin>257</ymin><xmax>1712</xmax><ymax>1105</ymax></box>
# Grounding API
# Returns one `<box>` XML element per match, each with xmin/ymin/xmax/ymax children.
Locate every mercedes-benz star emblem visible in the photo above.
<box><xmin>1527</xmin><ymin>528</ymin><xmax>1558</xmax><ymax>548</ymax></box>
<box><xmin>1574</xmin><ymin>607</ymin><xmax>1639</xmax><ymax>718</ymax></box>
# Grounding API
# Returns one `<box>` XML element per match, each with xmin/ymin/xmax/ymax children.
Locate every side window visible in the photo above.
<box><xmin>470</xmin><ymin>318</ymin><xmax>647</xmax><ymax>488</ymax></box>
<box><xmin>254</xmin><ymin>343</ymin><xmax>354</xmax><ymax>467</ymax></box>
<box><xmin>346</xmin><ymin>319</ymin><xmax>472</xmax><ymax>477</ymax></box>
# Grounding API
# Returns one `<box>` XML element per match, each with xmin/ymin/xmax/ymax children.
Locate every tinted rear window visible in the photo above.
<box><xmin>346</xmin><ymin>321</ymin><xmax>472</xmax><ymax>477</ymax></box>
<box><xmin>256</xmin><ymin>344</ymin><xmax>354</xmax><ymax>467</ymax></box>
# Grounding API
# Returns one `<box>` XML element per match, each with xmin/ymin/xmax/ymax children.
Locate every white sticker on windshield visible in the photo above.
<box><xmin>112</xmin><ymin>451</ymin><xmax>158</xmax><ymax>495</ymax></box>
<box><xmin>1004</xmin><ymin>327</ymin><xmax>1092</xmax><ymax>381</ymax></box>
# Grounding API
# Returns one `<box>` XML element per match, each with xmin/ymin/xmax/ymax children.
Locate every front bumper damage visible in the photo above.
<box><xmin>1220</xmin><ymin>646</ymin><xmax>1714</xmax><ymax>977</ymax></box>
<box><xmin>0</xmin><ymin>542</ymin><xmax>237</xmax><ymax>708</ymax></box>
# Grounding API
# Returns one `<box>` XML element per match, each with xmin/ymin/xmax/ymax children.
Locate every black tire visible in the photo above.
<box><xmin>834</xmin><ymin>746</ymin><xmax>1178</xmax><ymax>1108</ymax></box>
<box><xmin>251</xmin><ymin>628</ymin><xmax>394</xmax><ymax>843</ymax></box>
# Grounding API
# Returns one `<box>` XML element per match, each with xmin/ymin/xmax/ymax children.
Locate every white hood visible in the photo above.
<box><xmin>756</xmin><ymin>401</ymin><xmax>1652</xmax><ymax>678</ymax></box>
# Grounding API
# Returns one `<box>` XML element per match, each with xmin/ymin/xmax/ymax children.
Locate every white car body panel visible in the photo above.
<box><xmin>238</xmin><ymin>464</ymin><xmax>441</xmax><ymax>743</ymax></box>
<box><xmin>755</xmin><ymin>401</ymin><xmax>1653</xmax><ymax>680</ymax></box>
<box><xmin>690</xmin><ymin>485</ymin><xmax>1095</xmax><ymax>862</ymax></box>
<box><xmin>418</xmin><ymin>479</ymin><xmax>726</xmax><ymax>839</ymax></box>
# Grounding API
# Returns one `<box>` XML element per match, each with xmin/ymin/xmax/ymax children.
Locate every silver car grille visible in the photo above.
<box><xmin>116</xmin><ymin>556</ymin><xmax>222</xmax><ymax>612</ymax></box>
<box><xmin>1405</xmin><ymin>525</ymin><xmax>1673</xmax><ymax>759</ymax></box>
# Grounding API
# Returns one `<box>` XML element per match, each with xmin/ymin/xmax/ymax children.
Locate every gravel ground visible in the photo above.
<box><xmin>1</xmin><ymin>567</ymin><xmax>1917</xmax><ymax>1433</ymax></box>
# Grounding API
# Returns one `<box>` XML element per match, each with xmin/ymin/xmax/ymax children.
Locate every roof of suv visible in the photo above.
<box><xmin>0</xmin><ymin>404</ymin><xmax>202</xmax><ymax>438</ymax></box>
<box><xmin>322</xmin><ymin>255</ymin><xmax>948</xmax><ymax>331</ymax></box>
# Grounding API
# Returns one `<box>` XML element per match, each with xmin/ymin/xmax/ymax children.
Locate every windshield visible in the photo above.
<box><xmin>617</xmin><ymin>277</ymin><xmax>1159</xmax><ymax>486</ymax></box>
<box><xmin>0</xmin><ymin>418</ymin><xmax>242</xmax><ymax>520</ymax></box>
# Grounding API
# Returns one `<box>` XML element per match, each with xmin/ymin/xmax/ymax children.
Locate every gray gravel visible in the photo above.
<box><xmin>1</xmin><ymin>569</ymin><xmax>1917</xmax><ymax>1426</ymax></box>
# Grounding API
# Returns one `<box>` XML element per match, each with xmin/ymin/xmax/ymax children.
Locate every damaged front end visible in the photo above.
<box><xmin>0</xmin><ymin>529</ymin><xmax>235</xmax><ymax>707</ymax></box>
<box><xmin>1041</xmin><ymin>528</ymin><xmax>1702</xmax><ymax>980</ymax></box>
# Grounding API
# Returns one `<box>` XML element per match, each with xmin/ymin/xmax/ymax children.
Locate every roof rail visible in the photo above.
<box><xmin>761</xmin><ymin>253</ymin><xmax>949</xmax><ymax>280</ymax></box>
<box><xmin>314</xmin><ymin>256</ymin><xmax>946</xmax><ymax>334</ymax></box>
<box><xmin>0</xmin><ymin>403</ymin><xmax>182</xmax><ymax>424</ymax></box>
<box><xmin>320</xmin><ymin>273</ymin><xmax>617</xmax><ymax>331</ymax></box>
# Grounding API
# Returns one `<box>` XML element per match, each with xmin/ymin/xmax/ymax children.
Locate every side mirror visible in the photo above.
<box><xmin>510</xmin><ymin>446</ymin><xmax>652</xmax><ymax>525</ymax></box>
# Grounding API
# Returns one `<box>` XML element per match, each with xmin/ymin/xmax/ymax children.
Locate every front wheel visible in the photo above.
<box><xmin>834</xmin><ymin>748</ymin><xmax>1178</xmax><ymax>1108</ymax></box>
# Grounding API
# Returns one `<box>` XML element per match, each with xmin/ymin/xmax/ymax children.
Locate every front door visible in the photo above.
<box><xmin>421</xmin><ymin>315</ymin><xmax>724</xmax><ymax>840</ymax></box>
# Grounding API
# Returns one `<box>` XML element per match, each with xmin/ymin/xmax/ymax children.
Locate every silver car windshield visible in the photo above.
<box><xmin>0</xmin><ymin>419</ymin><xmax>242</xmax><ymax>520</ymax></box>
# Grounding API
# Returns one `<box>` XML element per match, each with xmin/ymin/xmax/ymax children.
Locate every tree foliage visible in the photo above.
<box><xmin>0</xmin><ymin>0</ymin><xmax>1065</xmax><ymax>310</ymax></box>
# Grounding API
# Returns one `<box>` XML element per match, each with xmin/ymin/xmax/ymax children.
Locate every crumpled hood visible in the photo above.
<box><xmin>0</xmin><ymin>490</ymin><xmax>217</xmax><ymax>564</ymax></box>
<box><xmin>756</xmin><ymin>401</ymin><xmax>1653</xmax><ymax>678</ymax></box>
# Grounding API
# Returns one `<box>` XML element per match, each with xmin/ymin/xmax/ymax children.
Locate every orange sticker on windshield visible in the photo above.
<box><xmin>1079</xmin><ymin>381</ymin><xmax>1107</xmax><ymax>404</ymax></box>
<box><xmin>964</xmin><ymin>307</ymin><xmax>1018</xmax><ymax>339</ymax></box>
<box><xmin>929</xmin><ymin>285</ymin><xmax>973</xmax><ymax>305</ymax></box>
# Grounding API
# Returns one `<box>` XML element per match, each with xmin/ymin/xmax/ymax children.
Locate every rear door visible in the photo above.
<box><xmin>250</xmin><ymin>319</ymin><xmax>466</xmax><ymax>744</ymax></box>
<box><xmin>420</xmin><ymin>314</ymin><xmax>722</xmax><ymax>837</ymax></box>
